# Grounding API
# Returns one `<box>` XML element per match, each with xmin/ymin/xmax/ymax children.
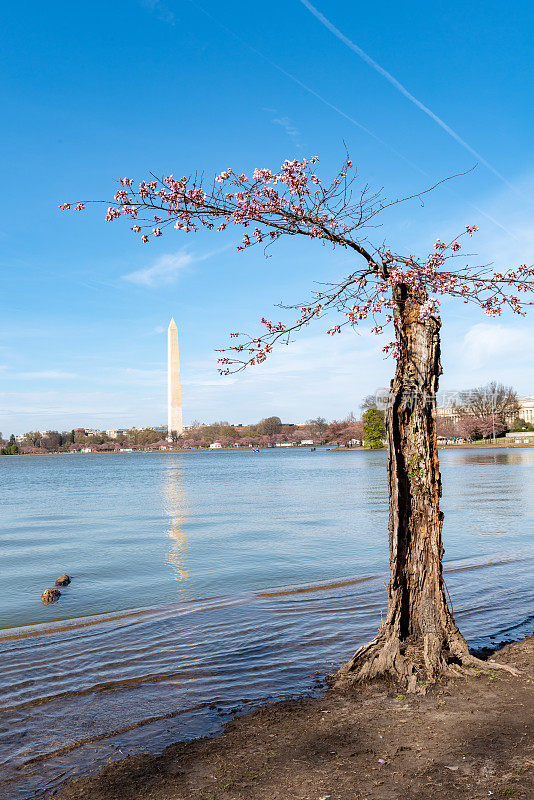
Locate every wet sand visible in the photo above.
<box><xmin>51</xmin><ymin>637</ymin><xmax>534</xmax><ymax>800</ymax></box>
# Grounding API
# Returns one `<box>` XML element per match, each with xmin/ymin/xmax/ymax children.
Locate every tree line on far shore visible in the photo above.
<box><xmin>1</xmin><ymin>382</ymin><xmax>531</xmax><ymax>455</ymax></box>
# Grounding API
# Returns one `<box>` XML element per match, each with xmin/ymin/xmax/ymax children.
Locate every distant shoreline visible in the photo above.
<box><xmin>332</xmin><ymin>440</ymin><xmax>534</xmax><ymax>451</ymax></box>
<box><xmin>2</xmin><ymin>440</ymin><xmax>534</xmax><ymax>457</ymax></box>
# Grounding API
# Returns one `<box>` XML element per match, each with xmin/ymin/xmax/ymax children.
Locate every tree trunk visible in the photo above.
<box><xmin>339</xmin><ymin>288</ymin><xmax>472</xmax><ymax>688</ymax></box>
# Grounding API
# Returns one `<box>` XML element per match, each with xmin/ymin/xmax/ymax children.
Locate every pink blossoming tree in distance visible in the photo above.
<box><xmin>62</xmin><ymin>156</ymin><xmax>534</xmax><ymax>687</ymax></box>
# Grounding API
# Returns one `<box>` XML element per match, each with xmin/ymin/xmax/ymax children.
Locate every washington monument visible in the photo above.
<box><xmin>167</xmin><ymin>318</ymin><xmax>183</xmax><ymax>439</ymax></box>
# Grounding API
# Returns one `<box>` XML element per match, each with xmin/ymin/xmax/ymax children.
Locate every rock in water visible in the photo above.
<box><xmin>41</xmin><ymin>588</ymin><xmax>61</xmax><ymax>604</ymax></box>
<box><xmin>55</xmin><ymin>574</ymin><xmax>71</xmax><ymax>586</ymax></box>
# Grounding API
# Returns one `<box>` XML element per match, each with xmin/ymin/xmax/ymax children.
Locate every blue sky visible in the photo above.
<box><xmin>1</xmin><ymin>0</ymin><xmax>533</xmax><ymax>434</ymax></box>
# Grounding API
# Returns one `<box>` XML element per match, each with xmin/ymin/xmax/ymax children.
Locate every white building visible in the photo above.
<box><xmin>518</xmin><ymin>396</ymin><xmax>534</xmax><ymax>424</ymax></box>
<box><xmin>438</xmin><ymin>396</ymin><xmax>534</xmax><ymax>425</ymax></box>
<box><xmin>210</xmin><ymin>442</ymin><xmax>222</xmax><ymax>449</ymax></box>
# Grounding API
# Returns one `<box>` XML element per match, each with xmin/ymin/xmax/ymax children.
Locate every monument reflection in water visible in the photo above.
<box><xmin>164</xmin><ymin>460</ymin><xmax>190</xmax><ymax>585</ymax></box>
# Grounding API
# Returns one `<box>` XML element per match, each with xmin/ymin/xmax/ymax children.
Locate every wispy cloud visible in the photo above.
<box><xmin>123</xmin><ymin>251</ymin><xmax>194</xmax><ymax>287</ymax></box>
<box><xmin>16</xmin><ymin>370</ymin><xmax>78</xmax><ymax>380</ymax></box>
<box><xmin>122</xmin><ymin>246</ymin><xmax>230</xmax><ymax>288</ymax></box>
<box><xmin>299</xmin><ymin>0</ymin><xmax>522</xmax><ymax>196</ymax></box>
<box><xmin>460</xmin><ymin>323</ymin><xmax>530</xmax><ymax>370</ymax></box>
<box><xmin>139</xmin><ymin>0</ymin><xmax>176</xmax><ymax>25</ymax></box>
<box><xmin>270</xmin><ymin>113</ymin><xmax>303</xmax><ymax>147</ymax></box>
<box><xmin>110</xmin><ymin>367</ymin><xmax>166</xmax><ymax>386</ymax></box>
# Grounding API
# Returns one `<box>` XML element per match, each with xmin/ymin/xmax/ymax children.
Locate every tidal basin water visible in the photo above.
<box><xmin>1</xmin><ymin>448</ymin><xmax>533</xmax><ymax>799</ymax></box>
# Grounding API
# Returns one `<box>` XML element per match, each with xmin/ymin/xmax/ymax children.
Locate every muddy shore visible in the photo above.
<box><xmin>50</xmin><ymin>637</ymin><xmax>533</xmax><ymax>800</ymax></box>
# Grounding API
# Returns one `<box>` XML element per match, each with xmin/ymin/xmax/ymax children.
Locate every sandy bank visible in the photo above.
<box><xmin>51</xmin><ymin>637</ymin><xmax>533</xmax><ymax>800</ymax></box>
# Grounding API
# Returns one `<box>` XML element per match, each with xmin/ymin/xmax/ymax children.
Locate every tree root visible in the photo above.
<box><xmin>335</xmin><ymin>627</ymin><xmax>521</xmax><ymax>692</ymax></box>
<box><xmin>461</xmin><ymin>653</ymin><xmax>521</xmax><ymax>677</ymax></box>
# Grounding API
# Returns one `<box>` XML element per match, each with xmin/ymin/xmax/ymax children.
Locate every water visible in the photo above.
<box><xmin>1</xmin><ymin>448</ymin><xmax>533</xmax><ymax>799</ymax></box>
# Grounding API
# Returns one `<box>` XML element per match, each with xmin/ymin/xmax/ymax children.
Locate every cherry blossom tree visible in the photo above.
<box><xmin>456</xmin><ymin>414</ymin><xmax>506</xmax><ymax>441</ymax></box>
<box><xmin>436</xmin><ymin>417</ymin><xmax>458</xmax><ymax>440</ymax></box>
<box><xmin>62</xmin><ymin>156</ymin><xmax>533</xmax><ymax>686</ymax></box>
<box><xmin>327</xmin><ymin>420</ymin><xmax>364</xmax><ymax>447</ymax></box>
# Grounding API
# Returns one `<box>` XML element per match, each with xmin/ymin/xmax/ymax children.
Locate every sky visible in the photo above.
<box><xmin>1</xmin><ymin>0</ymin><xmax>533</xmax><ymax>435</ymax></box>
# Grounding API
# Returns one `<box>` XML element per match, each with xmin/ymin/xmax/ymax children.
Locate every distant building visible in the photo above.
<box><xmin>106</xmin><ymin>429</ymin><xmax>128</xmax><ymax>439</ymax></box>
<box><xmin>210</xmin><ymin>442</ymin><xmax>222</xmax><ymax>449</ymax></box>
<box><xmin>436</xmin><ymin>407</ymin><xmax>461</xmax><ymax>423</ymax></box>
<box><xmin>438</xmin><ymin>396</ymin><xmax>534</xmax><ymax>425</ymax></box>
<box><xmin>518</xmin><ymin>396</ymin><xmax>534</xmax><ymax>424</ymax></box>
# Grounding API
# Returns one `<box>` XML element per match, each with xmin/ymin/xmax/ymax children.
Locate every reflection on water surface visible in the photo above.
<box><xmin>164</xmin><ymin>462</ymin><xmax>190</xmax><ymax>585</ymax></box>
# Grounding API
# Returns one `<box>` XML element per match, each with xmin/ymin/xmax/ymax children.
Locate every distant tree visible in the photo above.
<box><xmin>326</xmin><ymin>420</ymin><xmax>363</xmax><ymax>447</ymax></box>
<box><xmin>436</xmin><ymin>417</ymin><xmax>457</xmax><ymax>440</ymax></box>
<box><xmin>197</xmin><ymin>424</ymin><xmax>223</xmax><ymax>444</ymax></box>
<box><xmin>509</xmin><ymin>417</ymin><xmax>534</xmax><ymax>432</ymax></box>
<box><xmin>360</xmin><ymin>393</ymin><xmax>387</xmax><ymax>418</ymax></box>
<box><xmin>1</xmin><ymin>437</ymin><xmax>19</xmax><ymax>455</ymax></box>
<box><xmin>457</xmin><ymin>382</ymin><xmax>519</xmax><ymax>428</ymax></box>
<box><xmin>24</xmin><ymin>431</ymin><xmax>42</xmax><ymax>448</ymax></box>
<box><xmin>477</xmin><ymin>416</ymin><xmax>507</xmax><ymax>439</ymax></box>
<box><xmin>362</xmin><ymin>409</ymin><xmax>385</xmax><ymax>449</ymax></box>
<box><xmin>41</xmin><ymin>431</ymin><xmax>62</xmax><ymax>451</ymax></box>
<box><xmin>135</xmin><ymin>428</ymin><xmax>158</xmax><ymax>446</ymax></box>
<box><xmin>257</xmin><ymin>416</ymin><xmax>282</xmax><ymax>436</ymax></box>
<box><xmin>219</xmin><ymin>425</ymin><xmax>240</xmax><ymax>440</ymax></box>
<box><xmin>70</xmin><ymin>429</ymin><xmax>75</xmax><ymax>444</ymax></box>
<box><xmin>456</xmin><ymin>414</ymin><xmax>506</xmax><ymax>441</ymax></box>
<box><xmin>456</xmin><ymin>416</ymin><xmax>481</xmax><ymax>441</ymax></box>
<box><xmin>307</xmin><ymin>416</ymin><xmax>327</xmax><ymax>430</ymax></box>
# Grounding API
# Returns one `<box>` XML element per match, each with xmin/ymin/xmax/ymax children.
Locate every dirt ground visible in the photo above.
<box><xmin>51</xmin><ymin>637</ymin><xmax>533</xmax><ymax>800</ymax></box>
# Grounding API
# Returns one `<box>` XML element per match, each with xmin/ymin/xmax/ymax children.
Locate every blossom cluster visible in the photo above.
<box><xmin>60</xmin><ymin>156</ymin><xmax>355</xmax><ymax>250</ymax></box>
<box><xmin>218</xmin><ymin>227</ymin><xmax>534</xmax><ymax>371</ymax></box>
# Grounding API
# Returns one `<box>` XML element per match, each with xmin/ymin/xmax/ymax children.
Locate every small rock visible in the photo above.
<box><xmin>41</xmin><ymin>588</ymin><xmax>61</xmax><ymax>604</ymax></box>
<box><xmin>55</xmin><ymin>574</ymin><xmax>71</xmax><ymax>586</ymax></box>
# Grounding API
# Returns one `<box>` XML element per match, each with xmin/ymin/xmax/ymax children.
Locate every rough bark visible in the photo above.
<box><xmin>339</xmin><ymin>287</ymin><xmax>474</xmax><ymax>688</ymax></box>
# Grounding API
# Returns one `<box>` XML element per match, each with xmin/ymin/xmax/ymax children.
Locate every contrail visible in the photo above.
<box><xmin>185</xmin><ymin>0</ymin><xmax>519</xmax><ymax>239</ymax></box>
<box><xmin>187</xmin><ymin>0</ymin><xmax>424</xmax><ymax>175</ymax></box>
<box><xmin>299</xmin><ymin>0</ymin><xmax>519</xmax><ymax>193</ymax></box>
